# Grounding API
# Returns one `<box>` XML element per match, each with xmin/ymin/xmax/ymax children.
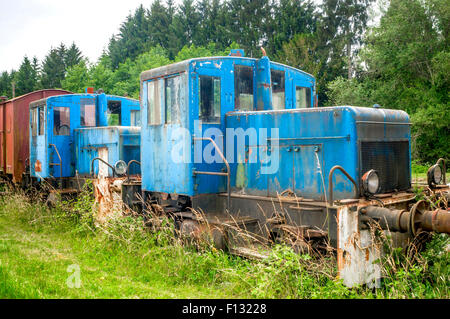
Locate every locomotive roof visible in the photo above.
<box><xmin>0</xmin><ymin>89</ymin><xmax>72</xmax><ymax>105</ymax></box>
<box><xmin>227</xmin><ymin>105</ymin><xmax>411</xmax><ymax>124</ymax></box>
<box><xmin>140</xmin><ymin>56</ymin><xmax>315</xmax><ymax>83</ymax></box>
<box><xmin>29</xmin><ymin>93</ymin><xmax>138</xmax><ymax>108</ymax></box>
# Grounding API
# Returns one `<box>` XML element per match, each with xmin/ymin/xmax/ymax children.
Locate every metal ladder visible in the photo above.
<box><xmin>49</xmin><ymin>143</ymin><xmax>62</xmax><ymax>189</ymax></box>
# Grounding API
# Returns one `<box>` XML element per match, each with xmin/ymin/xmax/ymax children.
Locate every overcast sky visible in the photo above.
<box><xmin>1</xmin><ymin>0</ymin><xmax>381</xmax><ymax>73</ymax></box>
<box><xmin>0</xmin><ymin>0</ymin><xmax>157</xmax><ymax>72</ymax></box>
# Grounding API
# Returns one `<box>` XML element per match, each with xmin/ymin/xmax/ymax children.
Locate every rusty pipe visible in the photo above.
<box><xmin>362</xmin><ymin>206</ymin><xmax>410</xmax><ymax>232</ymax></box>
<box><xmin>420</xmin><ymin>209</ymin><xmax>450</xmax><ymax>234</ymax></box>
<box><xmin>362</xmin><ymin>203</ymin><xmax>450</xmax><ymax>235</ymax></box>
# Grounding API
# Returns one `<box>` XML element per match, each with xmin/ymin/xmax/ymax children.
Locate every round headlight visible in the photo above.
<box><xmin>114</xmin><ymin>160</ymin><xmax>127</xmax><ymax>176</ymax></box>
<box><xmin>362</xmin><ymin>169</ymin><xmax>380</xmax><ymax>195</ymax></box>
<box><xmin>428</xmin><ymin>164</ymin><xmax>442</xmax><ymax>185</ymax></box>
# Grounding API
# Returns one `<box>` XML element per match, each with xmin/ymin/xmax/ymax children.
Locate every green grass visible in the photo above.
<box><xmin>0</xmin><ymin>186</ymin><xmax>448</xmax><ymax>299</ymax></box>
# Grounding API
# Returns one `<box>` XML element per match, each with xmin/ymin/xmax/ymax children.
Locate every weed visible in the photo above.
<box><xmin>0</xmin><ymin>185</ymin><xmax>448</xmax><ymax>299</ymax></box>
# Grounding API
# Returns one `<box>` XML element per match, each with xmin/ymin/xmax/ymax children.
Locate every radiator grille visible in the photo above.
<box><xmin>360</xmin><ymin>141</ymin><xmax>410</xmax><ymax>194</ymax></box>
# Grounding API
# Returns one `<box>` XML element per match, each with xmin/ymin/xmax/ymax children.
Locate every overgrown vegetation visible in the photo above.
<box><xmin>326</xmin><ymin>0</ymin><xmax>449</xmax><ymax>163</ymax></box>
<box><xmin>0</xmin><ymin>185</ymin><xmax>448</xmax><ymax>299</ymax></box>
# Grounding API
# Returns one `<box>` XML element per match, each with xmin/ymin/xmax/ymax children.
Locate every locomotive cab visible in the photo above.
<box><xmin>29</xmin><ymin>93</ymin><xmax>140</xmax><ymax>189</ymax></box>
<box><xmin>139</xmin><ymin>52</ymin><xmax>316</xmax><ymax>199</ymax></box>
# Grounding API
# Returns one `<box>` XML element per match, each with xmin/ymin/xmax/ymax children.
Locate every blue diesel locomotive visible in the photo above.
<box><xmin>29</xmin><ymin>91</ymin><xmax>141</xmax><ymax>190</ymax></box>
<box><xmin>129</xmin><ymin>50</ymin><xmax>449</xmax><ymax>287</ymax></box>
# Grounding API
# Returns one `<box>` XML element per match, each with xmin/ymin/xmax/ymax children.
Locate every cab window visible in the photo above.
<box><xmin>131</xmin><ymin>110</ymin><xmax>141</xmax><ymax>126</ymax></box>
<box><xmin>271</xmin><ymin>70</ymin><xmax>285</xmax><ymax>110</ymax></box>
<box><xmin>31</xmin><ymin>108</ymin><xmax>38</xmax><ymax>137</ymax></box>
<box><xmin>234</xmin><ymin>65</ymin><xmax>253</xmax><ymax>111</ymax></box>
<box><xmin>38</xmin><ymin>106</ymin><xmax>44</xmax><ymax>135</ymax></box>
<box><xmin>295</xmin><ymin>86</ymin><xmax>311</xmax><ymax>108</ymax></box>
<box><xmin>53</xmin><ymin>107</ymin><xmax>70</xmax><ymax>135</ymax></box>
<box><xmin>165</xmin><ymin>75</ymin><xmax>181</xmax><ymax>124</ymax></box>
<box><xmin>80</xmin><ymin>98</ymin><xmax>96</xmax><ymax>127</ymax></box>
<box><xmin>147</xmin><ymin>80</ymin><xmax>161</xmax><ymax>125</ymax></box>
<box><xmin>107</xmin><ymin>101</ymin><xmax>121</xmax><ymax>125</ymax></box>
<box><xmin>199</xmin><ymin>76</ymin><xmax>221</xmax><ymax>123</ymax></box>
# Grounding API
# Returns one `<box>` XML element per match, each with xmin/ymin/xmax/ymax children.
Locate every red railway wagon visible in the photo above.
<box><xmin>0</xmin><ymin>89</ymin><xmax>72</xmax><ymax>183</ymax></box>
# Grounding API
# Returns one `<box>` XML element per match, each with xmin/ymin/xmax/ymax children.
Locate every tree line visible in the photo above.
<box><xmin>0</xmin><ymin>0</ymin><xmax>447</xmax><ymax>162</ymax></box>
<box><xmin>0</xmin><ymin>43</ymin><xmax>82</xmax><ymax>98</ymax></box>
<box><xmin>1</xmin><ymin>0</ymin><xmax>372</xmax><ymax>103</ymax></box>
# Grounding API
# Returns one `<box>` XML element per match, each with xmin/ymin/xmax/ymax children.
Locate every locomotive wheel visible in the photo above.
<box><xmin>175</xmin><ymin>217</ymin><xmax>228</xmax><ymax>251</ymax></box>
<box><xmin>45</xmin><ymin>192</ymin><xmax>60</xmax><ymax>207</ymax></box>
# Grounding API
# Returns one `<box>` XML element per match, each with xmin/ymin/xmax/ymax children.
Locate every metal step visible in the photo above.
<box><xmin>49</xmin><ymin>188</ymin><xmax>79</xmax><ymax>194</ymax></box>
<box><xmin>229</xmin><ymin>246</ymin><xmax>270</xmax><ymax>260</ymax></box>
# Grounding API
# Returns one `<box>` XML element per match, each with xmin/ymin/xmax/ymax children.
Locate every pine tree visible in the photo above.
<box><xmin>40</xmin><ymin>47</ymin><xmax>66</xmax><ymax>89</ymax></box>
<box><xmin>31</xmin><ymin>56</ymin><xmax>41</xmax><ymax>90</ymax></box>
<box><xmin>15</xmin><ymin>56</ymin><xmax>38</xmax><ymax>96</ymax></box>
<box><xmin>65</xmin><ymin>43</ymin><xmax>83</xmax><ymax>69</ymax></box>
<box><xmin>268</xmin><ymin>0</ymin><xmax>317</xmax><ymax>55</ymax></box>
<box><xmin>148</xmin><ymin>0</ymin><xmax>173</xmax><ymax>54</ymax></box>
<box><xmin>226</xmin><ymin>0</ymin><xmax>272</xmax><ymax>57</ymax></box>
<box><xmin>320</xmin><ymin>0</ymin><xmax>375</xmax><ymax>79</ymax></box>
<box><xmin>57</xmin><ymin>43</ymin><xmax>67</xmax><ymax>69</ymax></box>
<box><xmin>0</xmin><ymin>71</ymin><xmax>12</xmax><ymax>97</ymax></box>
<box><xmin>170</xmin><ymin>0</ymin><xmax>200</xmax><ymax>51</ymax></box>
<box><xmin>108</xmin><ymin>5</ymin><xmax>152</xmax><ymax>69</ymax></box>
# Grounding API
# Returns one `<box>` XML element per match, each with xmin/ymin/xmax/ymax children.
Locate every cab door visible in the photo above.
<box><xmin>48</xmin><ymin>104</ymin><xmax>73</xmax><ymax>177</ymax></box>
<box><xmin>143</xmin><ymin>73</ymin><xmax>191</xmax><ymax>195</ymax></box>
<box><xmin>30</xmin><ymin>105</ymin><xmax>48</xmax><ymax>179</ymax></box>
<box><xmin>192</xmin><ymin>67</ymin><xmax>226</xmax><ymax>195</ymax></box>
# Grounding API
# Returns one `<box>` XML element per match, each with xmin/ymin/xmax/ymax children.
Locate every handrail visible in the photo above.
<box><xmin>125</xmin><ymin>160</ymin><xmax>141</xmax><ymax>183</ymax></box>
<box><xmin>193</xmin><ymin>137</ymin><xmax>231</xmax><ymax>212</ymax></box>
<box><xmin>90</xmin><ymin>157</ymin><xmax>116</xmax><ymax>178</ymax></box>
<box><xmin>328</xmin><ymin>165</ymin><xmax>358</xmax><ymax>205</ymax></box>
<box><xmin>49</xmin><ymin>143</ymin><xmax>62</xmax><ymax>189</ymax></box>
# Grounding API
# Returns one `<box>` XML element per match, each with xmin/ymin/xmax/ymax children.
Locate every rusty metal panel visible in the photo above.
<box><xmin>0</xmin><ymin>103</ymin><xmax>4</xmax><ymax>172</ymax></box>
<box><xmin>93</xmin><ymin>177</ymin><xmax>125</xmax><ymax>224</ymax></box>
<box><xmin>337</xmin><ymin>206</ymin><xmax>383</xmax><ymax>288</ymax></box>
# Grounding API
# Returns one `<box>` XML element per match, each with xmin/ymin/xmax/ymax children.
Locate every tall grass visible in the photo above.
<box><xmin>0</xmin><ymin>183</ymin><xmax>448</xmax><ymax>299</ymax></box>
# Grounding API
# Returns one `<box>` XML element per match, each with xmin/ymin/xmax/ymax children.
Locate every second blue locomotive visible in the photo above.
<box><xmin>29</xmin><ymin>90</ymin><xmax>141</xmax><ymax>189</ymax></box>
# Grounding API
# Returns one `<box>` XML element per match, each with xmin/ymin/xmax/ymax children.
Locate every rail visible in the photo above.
<box><xmin>328</xmin><ymin>165</ymin><xmax>358</xmax><ymax>205</ymax></box>
<box><xmin>193</xmin><ymin>137</ymin><xmax>231</xmax><ymax>211</ymax></box>
<box><xmin>90</xmin><ymin>157</ymin><xmax>116</xmax><ymax>178</ymax></box>
<box><xmin>125</xmin><ymin>160</ymin><xmax>141</xmax><ymax>183</ymax></box>
<box><xmin>48</xmin><ymin>144</ymin><xmax>62</xmax><ymax>189</ymax></box>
